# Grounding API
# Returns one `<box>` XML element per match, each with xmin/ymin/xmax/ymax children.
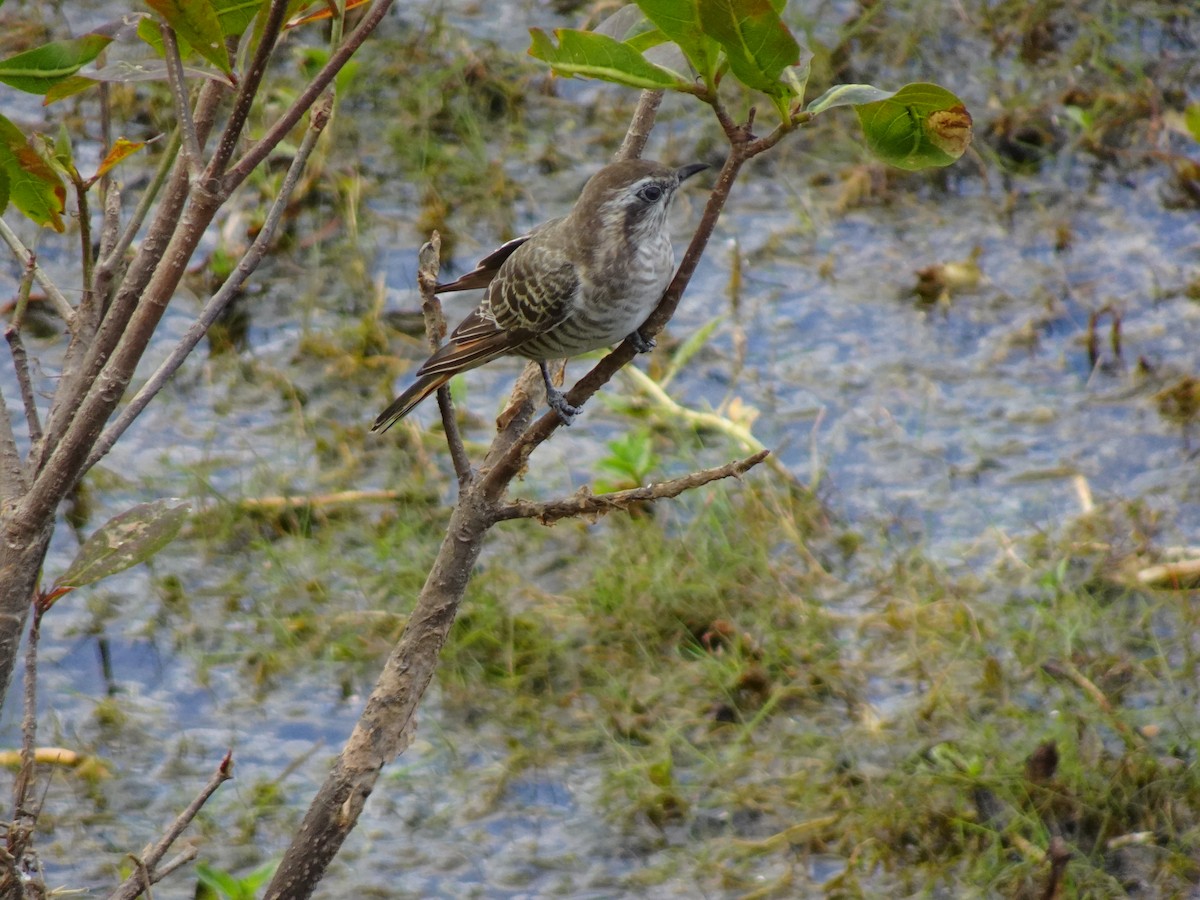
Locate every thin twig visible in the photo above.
<box><xmin>6</xmin><ymin>255</ymin><xmax>43</xmax><ymax>445</ymax></box>
<box><xmin>1135</xmin><ymin>557</ymin><xmax>1200</xmax><ymax>588</ymax></box>
<box><xmin>159</xmin><ymin>24</ymin><xmax>204</xmax><ymax>181</ymax></box>
<box><xmin>415</xmin><ymin>233</ymin><xmax>471</xmax><ymax>486</ymax></box>
<box><xmin>205</xmin><ymin>0</ymin><xmax>289</xmax><ymax>186</ymax></box>
<box><xmin>96</xmin><ymin>129</ymin><xmax>181</xmax><ymax>279</ymax></box>
<box><xmin>106</xmin><ymin>751</ymin><xmax>233</xmax><ymax>900</ymax></box>
<box><xmin>222</xmin><ymin>0</ymin><xmax>397</xmax><ymax>193</ymax></box>
<box><xmin>494</xmin><ymin>450</ymin><xmax>769</xmax><ymax>525</ymax></box>
<box><xmin>0</xmin><ymin>218</ymin><xmax>75</xmax><ymax>327</ymax></box>
<box><xmin>230</xmin><ymin>488</ymin><xmax>431</xmax><ymax>512</ymax></box>
<box><xmin>152</xmin><ymin>847</ymin><xmax>199</xmax><ymax>881</ymax></box>
<box><xmin>615</xmin><ymin>89</ymin><xmax>664</xmax><ymax>162</ymax></box>
<box><xmin>12</xmin><ymin>606</ymin><xmax>43</xmax><ymax>820</ymax></box>
<box><xmin>86</xmin><ymin>179</ymin><xmax>123</xmax><ymax>338</ymax></box>
<box><xmin>74</xmin><ymin>176</ymin><xmax>95</xmax><ymax>321</ymax></box>
<box><xmin>84</xmin><ymin>94</ymin><xmax>335</xmax><ymax>473</ymax></box>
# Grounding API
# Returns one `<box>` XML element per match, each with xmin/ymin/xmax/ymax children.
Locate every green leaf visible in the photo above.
<box><xmin>0</xmin><ymin>169</ymin><xmax>11</xmax><ymax>218</ymax></box>
<box><xmin>0</xmin><ymin>34</ymin><xmax>112</xmax><ymax>95</ymax></box>
<box><xmin>146</xmin><ymin>0</ymin><xmax>230</xmax><ymax>75</ymax></box>
<box><xmin>806</xmin><ymin>83</ymin><xmax>893</xmax><ymax>116</ymax></box>
<box><xmin>52</xmin><ymin>498</ymin><xmax>191</xmax><ymax>592</ymax></box>
<box><xmin>44</xmin><ymin>75</ymin><xmax>100</xmax><ymax>104</ymax></box>
<box><xmin>195</xmin><ymin>864</ymin><xmax>242</xmax><ymax>899</ymax></box>
<box><xmin>212</xmin><ymin>0</ymin><xmax>265</xmax><ymax>37</ymax></box>
<box><xmin>697</xmin><ymin>0</ymin><xmax>800</xmax><ymax>95</ymax></box>
<box><xmin>0</xmin><ymin>115</ymin><xmax>66</xmax><ymax>231</ymax></box>
<box><xmin>54</xmin><ymin>123</ymin><xmax>73</xmax><ymax>171</ymax></box>
<box><xmin>636</xmin><ymin>0</ymin><xmax>718</xmax><ymax>82</ymax></box>
<box><xmin>855</xmin><ymin>82</ymin><xmax>973</xmax><ymax>171</ymax></box>
<box><xmin>624</xmin><ymin>27</ymin><xmax>669</xmax><ymax>54</ymax></box>
<box><xmin>529</xmin><ymin>27</ymin><xmax>690</xmax><ymax>91</ymax></box>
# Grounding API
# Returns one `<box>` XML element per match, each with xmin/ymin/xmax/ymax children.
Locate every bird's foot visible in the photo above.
<box><xmin>631</xmin><ymin>329</ymin><xmax>656</xmax><ymax>353</ymax></box>
<box><xmin>546</xmin><ymin>388</ymin><xmax>579</xmax><ymax>426</ymax></box>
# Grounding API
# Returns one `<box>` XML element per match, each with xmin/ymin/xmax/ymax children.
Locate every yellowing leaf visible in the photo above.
<box><xmin>0</xmin><ymin>115</ymin><xmax>66</xmax><ymax>231</ymax></box>
<box><xmin>855</xmin><ymin>83</ymin><xmax>973</xmax><ymax>171</ymax></box>
<box><xmin>93</xmin><ymin>138</ymin><xmax>147</xmax><ymax>180</ymax></box>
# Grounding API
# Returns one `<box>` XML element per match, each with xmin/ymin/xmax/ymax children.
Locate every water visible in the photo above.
<box><xmin>1</xmin><ymin>0</ymin><xmax>1198</xmax><ymax>896</ymax></box>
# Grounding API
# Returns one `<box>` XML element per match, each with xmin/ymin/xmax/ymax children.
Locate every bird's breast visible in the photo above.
<box><xmin>517</xmin><ymin>232</ymin><xmax>674</xmax><ymax>360</ymax></box>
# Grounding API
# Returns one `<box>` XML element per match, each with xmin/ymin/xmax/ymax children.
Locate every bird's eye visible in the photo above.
<box><xmin>636</xmin><ymin>184</ymin><xmax>664</xmax><ymax>204</ymax></box>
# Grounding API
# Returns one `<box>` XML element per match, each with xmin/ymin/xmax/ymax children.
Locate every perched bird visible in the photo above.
<box><xmin>372</xmin><ymin>158</ymin><xmax>707</xmax><ymax>432</ymax></box>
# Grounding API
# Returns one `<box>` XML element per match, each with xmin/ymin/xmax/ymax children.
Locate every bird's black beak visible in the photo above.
<box><xmin>676</xmin><ymin>163</ymin><xmax>708</xmax><ymax>182</ymax></box>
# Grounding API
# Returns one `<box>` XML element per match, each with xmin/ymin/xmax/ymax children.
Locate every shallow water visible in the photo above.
<box><xmin>1</xmin><ymin>1</ymin><xmax>1198</xmax><ymax>896</ymax></box>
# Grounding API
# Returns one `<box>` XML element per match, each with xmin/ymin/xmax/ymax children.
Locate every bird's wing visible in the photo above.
<box><xmin>416</xmin><ymin>238</ymin><xmax>579</xmax><ymax>380</ymax></box>
<box><xmin>434</xmin><ymin>218</ymin><xmax>562</xmax><ymax>294</ymax></box>
<box><xmin>414</xmin><ymin>306</ymin><xmax>529</xmax><ymax>379</ymax></box>
<box><xmin>486</xmin><ymin>238</ymin><xmax>580</xmax><ymax>335</ymax></box>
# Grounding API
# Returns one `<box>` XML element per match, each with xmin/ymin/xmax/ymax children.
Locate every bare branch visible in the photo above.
<box><xmin>265</xmin><ymin>495</ymin><xmax>490</xmax><ymax>900</ymax></box>
<box><xmin>0</xmin><ymin>387</ymin><xmax>25</xmax><ymax>502</ymax></box>
<box><xmin>1135</xmin><ymin>556</ymin><xmax>1200</xmax><ymax>588</ymax></box>
<box><xmin>615</xmin><ymin>89</ymin><xmax>663</xmax><ymax>162</ymax></box>
<box><xmin>11</xmin><ymin>606</ymin><xmax>42</xmax><ymax>821</ymax></box>
<box><xmin>0</xmin><ymin>219</ymin><xmax>75</xmax><ymax>328</ymax></box>
<box><xmin>106</xmin><ymin>751</ymin><xmax>233</xmax><ymax>900</ymax></box>
<box><xmin>96</xmin><ymin>130</ymin><xmax>180</xmax><ymax>280</ymax></box>
<box><xmin>84</xmin><ymin>94</ymin><xmax>335</xmax><ymax>473</ymax></box>
<box><xmin>415</xmin><ymin>233</ymin><xmax>471</xmax><ymax>486</ymax></box>
<box><xmin>231</xmin><ymin>488</ymin><xmax>431</xmax><ymax>513</ymax></box>
<box><xmin>494</xmin><ymin>450</ymin><xmax>770</xmax><ymax>525</ymax></box>
<box><xmin>205</xmin><ymin>0</ymin><xmax>289</xmax><ymax>185</ymax></box>
<box><xmin>6</xmin><ymin>256</ymin><xmax>43</xmax><ymax>446</ymax></box>
<box><xmin>222</xmin><ymin>0</ymin><xmax>398</xmax><ymax>193</ymax></box>
<box><xmin>73</xmin><ymin>177</ymin><xmax>95</xmax><ymax>326</ymax></box>
<box><xmin>151</xmin><ymin>846</ymin><xmax>200</xmax><ymax>882</ymax></box>
<box><xmin>43</xmin><ymin>81</ymin><xmax>222</xmax><ymax>476</ymax></box>
<box><xmin>159</xmin><ymin>24</ymin><xmax>204</xmax><ymax>181</ymax></box>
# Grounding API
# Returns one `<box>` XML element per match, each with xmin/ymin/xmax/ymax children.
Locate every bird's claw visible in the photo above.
<box><xmin>546</xmin><ymin>388</ymin><xmax>579</xmax><ymax>426</ymax></box>
<box><xmin>631</xmin><ymin>330</ymin><xmax>656</xmax><ymax>353</ymax></box>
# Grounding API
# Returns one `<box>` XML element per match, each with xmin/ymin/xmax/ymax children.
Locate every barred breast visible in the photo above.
<box><xmin>518</xmin><ymin>229</ymin><xmax>675</xmax><ymax>361</ymax></box>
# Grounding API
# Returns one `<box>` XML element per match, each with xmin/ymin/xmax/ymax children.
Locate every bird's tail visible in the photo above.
<box><xmin>370</xmin><ymin>372</ymin><xmax>453</xmax><ymax>433</ymax></box>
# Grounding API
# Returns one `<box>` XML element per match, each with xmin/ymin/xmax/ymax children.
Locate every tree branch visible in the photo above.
<box><xmin>494</xmin><ymin>450</ymin><xmax>769</xmax><ymax>525</ymax></box>
<box><xmin>264</xmin><ymin>492</ymin><xmax>491</xmax><ymax>900</ymax></box>
<box><xmin>0</xmin><ymin>386</ymin><xmax>25</xmax><ymax>502</ymax></box>
<box><xmin>41</xmin><ymin>82</ymin><xmax>223</xmax><ymax>477</ymax></box>
<box><xmin>5</xmin><ymin>256</ymin><xmax>42</xmax><ymax>447</ymax></box>
<box><xmin>615</xmin><ymin>89</ymin><xmax>663</xmax><ymax>161</ymax></box>
<box><xmin>83</xmin><ymin>93</ymin><xmax>335</xmax><ymax>473</ymax></box>
<box><xmin>159</xmin><ymin>24</ymin><xmax>204</xmax><ymax>181</ymax></box>
<box><xmin>106</xmin><ymin>751</ymin><xmax>233</xmax><ymax>900</ymax></box>
<box><xmin>222</xmin><ymin>0</ymin><xmax>397</xmax><ymax>194</ymax></box>
<box><xmin>414</xmin><ymin>233</ymin><xmax>472</xmax><ymax>486</ymax></box>
<box><xmin>204</xmin><ymin>0</ymin><xmax>288</xmax><ymax>186</ymax></box>
<box><xmin>0</xmin><ymin>219</ymin><xmax>74</xmax><ymax>328</ymax></box>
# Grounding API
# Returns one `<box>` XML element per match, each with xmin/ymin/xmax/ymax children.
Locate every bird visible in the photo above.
<box><xmin>371</xmin><ymin>158</ymin><xmax>707</xmax><ymax>433</ymax></box>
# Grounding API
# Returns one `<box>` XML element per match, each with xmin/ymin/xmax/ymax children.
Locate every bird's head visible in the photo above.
<box><xmin>572</xmin><ymin>159</ymin><xmax>707</xmax><ymax>244</ymax></box>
